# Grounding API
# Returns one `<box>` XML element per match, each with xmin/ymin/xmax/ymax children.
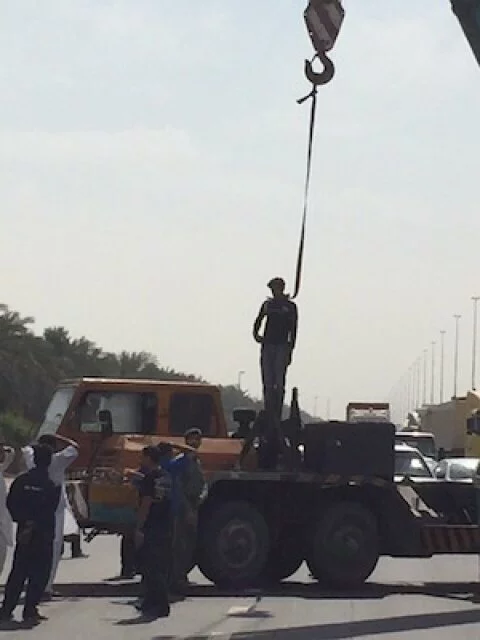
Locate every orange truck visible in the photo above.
<box><xmin>36</xmin><ymin>377</ymin><xmax>256</xmax><ymax>530</ymax></box>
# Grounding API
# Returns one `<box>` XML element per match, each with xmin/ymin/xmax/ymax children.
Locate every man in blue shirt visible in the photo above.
<box><xmin>156</xmin><ymin>442</ymin><xmax>194</xmax><ymax>594</ymax></box>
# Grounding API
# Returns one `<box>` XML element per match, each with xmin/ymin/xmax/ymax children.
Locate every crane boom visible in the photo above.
<box><xmin>451</xmin><ymin>0</ymin><xmax>480</xmax><ymax>66</ymax></box>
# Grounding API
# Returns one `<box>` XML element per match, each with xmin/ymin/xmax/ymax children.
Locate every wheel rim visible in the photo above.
<box><xmin>217</xmin><ymin>519</ymin><xmax>257</xmax><ymax>571</ymax></box>
<box><xmin>329</xmin><ymin>523</ymin><xmax>368</xmax><ymax>566</ymax></box>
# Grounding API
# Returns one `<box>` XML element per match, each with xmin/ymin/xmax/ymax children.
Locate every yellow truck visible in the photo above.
<box><xmin>419</xmin><ymin>391</ymin><xmax>480</xmax><ymax>457</ymax></box>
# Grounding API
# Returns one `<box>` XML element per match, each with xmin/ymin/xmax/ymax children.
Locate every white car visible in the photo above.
<box><xmin>394</xmin><ymin>443</ymin><xmax>434</xmax><ymax>481</ymax></box>
<box><xmin>433</xmin><ymin>457</ymin><xmax>480</xmax><ymax>482</ymax></box>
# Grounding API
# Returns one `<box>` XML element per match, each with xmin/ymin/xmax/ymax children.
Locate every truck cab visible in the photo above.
<box><xmin>37</xmin><ymin>377</ymin><xmax>247</xmax><ymax>476</ymax></box>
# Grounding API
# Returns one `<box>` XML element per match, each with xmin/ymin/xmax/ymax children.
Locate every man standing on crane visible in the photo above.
<box><xmin>253</xmin><ymin>277</ymin><xmax>298</xmax><ymax>418</ymax></box>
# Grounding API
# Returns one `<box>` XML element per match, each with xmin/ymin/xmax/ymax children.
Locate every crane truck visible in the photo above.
<box><xmin>37</xmin><ymin>1</ymin><xmax>480</xmax><ymax>590</ymax></box>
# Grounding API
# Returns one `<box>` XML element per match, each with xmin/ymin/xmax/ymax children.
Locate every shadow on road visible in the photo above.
<box><xmin>49</xmin><ymin>579</ymin><xmax>480</xmax><ymax>603</ymax></box>
<box><xmin>152</xmin><ymin>608</ymin><xmax>480</xmax><ymax>640</ymax></box>
<box><xmin>53</xmin><ymin>581</ymin><xmax>140</xmax><ymax>599</ymax></box>
<box><xmin>186</xmin><ymin>580</ymin><xmax>480</xmax><ymax>603</ymax></box>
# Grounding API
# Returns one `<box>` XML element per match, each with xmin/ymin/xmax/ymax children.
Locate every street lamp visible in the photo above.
<box><xmin>453</xmin><ymin>315</ymin><xmax>461</xmax><ymax>398</ymax></box>
<box><xmin>423</xmin><ymin>348</ymin><xmax>428</xmax><ymax>405</ymax></box>
<box><xmin>237</xmin><ymin>370</ymin><xmax>245</xmax><ymax>391</ymax></box>
<box><xmin>430</xmin><ymin>342</ymin><xmax>436</xmax><ymax>405</ymax></box>
<box><xmin>472</xmin><ymin>297</ymin><xmax>480</xmax><ymax>390</ymax></box>
<box><xmin>440</xmin><ymin>330</ymin><xmax>446</xmax><ymax>403</ymax></box>
<box><xmin>416</xmin><ymin>357</ymin><xmax>421</xmax><ymax>410</ymax></box>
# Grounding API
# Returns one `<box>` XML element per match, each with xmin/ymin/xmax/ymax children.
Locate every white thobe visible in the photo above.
<box><xmin>0</xmin><ymin>448</ymin><xmax>15</xmax><ymax>576</ymax></box>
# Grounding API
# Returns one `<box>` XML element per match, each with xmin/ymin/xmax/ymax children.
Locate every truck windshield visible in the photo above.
<box><xmin>37</xmin><ymin>386</ymin><xmax>76</xmax><ymax>438</ymax></box>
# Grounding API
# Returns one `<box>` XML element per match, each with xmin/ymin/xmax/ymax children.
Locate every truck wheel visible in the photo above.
<box><xmin>197</xmin><ymin>501</ymin><xmax>269</xmax><ymax>587</ymax></box>
<box><xmin>306</xmin><ymin>502</ymin><xmax>379</xmax><ymax>589</ymax></box>
<box><xmin>260</xmin><ymin>530</ymin><xmax>304</xmax><ymax>583</ymax></box>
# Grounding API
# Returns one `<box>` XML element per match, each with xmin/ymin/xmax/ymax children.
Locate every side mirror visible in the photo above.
<box><xmin>233</xmin><ymin>408</ymin><xmax>256</xmax><ymax>428</ymax></box>
<box><xmin>98</xmin><ymin>410</ymin><xmax>113</xmax><ymax>439</ymax></box>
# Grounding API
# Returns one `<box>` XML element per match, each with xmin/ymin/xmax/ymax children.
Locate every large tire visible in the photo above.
<box><xmin>260</xmin><ymin>530</ymin><xmax>304</xmax><ymax>583</ymax></box>
<box><xmin>306</xmin><ymin>502</ymin><xmax>379</xmax><ymax>589</ymax></box>
<box><xmin>197</xmin><ymin>501</ymin><xmax>269</xmax><ymax>588</ymax></box>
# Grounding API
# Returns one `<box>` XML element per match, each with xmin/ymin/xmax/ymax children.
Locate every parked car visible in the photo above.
<box><xmin>433</xmin><ymin>457</ymin><xmax>480</xmax><ymax>482</ymax></box>
<box><xmin>394</xmin><ymin>443</ymin><xmax>434</xmax><ymax>480</ymax></box>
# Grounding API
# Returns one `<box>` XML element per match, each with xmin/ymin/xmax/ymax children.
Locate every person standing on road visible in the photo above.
<box><xmin>0</xmin><ymin>442</ymin><xmax>15</xmax><ymax>576</ymax></box>
<box><xmin>0</xmin><ymin>444</ymin><xmax>60</xmax><ymax>624</ymax></box>
<box><xmin>134</xmin><ymin>445</ymin><xmax>173</xmax><ymax>619</ymax></box>
<box><xmin>22</xmin><ymin>433</ymin><xmax>79</xmax><ymax>599</ymax></box>
<box><xmin>253</xmin><ymin>277</ymin><xmax>298</xmax><ymax>418</ymax></box>
<box><xmin>156</xmin><ymin>441</ymin><xmax>196</xmax><ymax>595</ymax></box>
<box><xmin>181</xmin><ymin>428</ymin><xmax>208</xmax><ymax>584</ymax></box>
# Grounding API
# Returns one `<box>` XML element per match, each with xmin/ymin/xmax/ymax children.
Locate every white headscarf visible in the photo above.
<box><xmin>0</xmin><ymin>448</ymin><xmax>15</xmax><ymax>546</ymax></box>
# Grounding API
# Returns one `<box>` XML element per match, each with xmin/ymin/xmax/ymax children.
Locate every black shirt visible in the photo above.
<box><xmin>254</xmin><ymin>297</ymin><xmax>298</xmax><ymax>346</ymax></box>
<box><xmin>138</xmin><ymin>468</ymin><xmax>172</xmax><ymax>532</ymax></box>
<box><xmin>7</xmin><ymin>468</ymin><xmax>60</xmax><ymax>540</ymax></box>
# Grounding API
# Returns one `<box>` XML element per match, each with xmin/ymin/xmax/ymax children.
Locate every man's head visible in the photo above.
<box><xmin>156</xmin><ymin>442</ymin><xmax>174</xmax><ymax>461</ymax></box>
<box><xmin>141</xmin><ymin>445</ymin><xmax>161</xmax><ymax>470</ymax></box>
<box><xmin>33</xmin><ymin>443</ymin><xmax>53</xmax><ymax>470</ymax></box>
<box><xmin>38</xmin><ymin>434</ymin><xmax>58</xmax><ymax>451</ymax></box>
<box><xmin>184</xmin><ymin>428</ymin><xmax>202</xmax><ymax>450</ymax></box>
<box><xmin>267</xmin><ymin>277</ymin><xmax>286</xmax><ymax>298</ymax></box>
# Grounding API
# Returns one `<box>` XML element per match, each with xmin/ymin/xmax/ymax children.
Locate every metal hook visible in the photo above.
<box><xmin>304</xmin><ymin>51</ymin><xmax>335</xmax><ymax>86</ymax></box>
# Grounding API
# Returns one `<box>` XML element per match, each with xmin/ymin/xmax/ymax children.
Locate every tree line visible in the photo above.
<box><xmin>0</xmin><ymin>303</ymin><xmax>268</xmax><ymax>446</ymax></box>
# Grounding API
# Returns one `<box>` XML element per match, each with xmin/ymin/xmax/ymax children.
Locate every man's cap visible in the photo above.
<box><xmin>185</xmin><ymin>427</ymin><xmax>202</xmax><ymax>438</ymax></box>
<box><xmin>267</xmin><ymin>277</ymin><xmax>285</xmax><ymax>290</ymax></box>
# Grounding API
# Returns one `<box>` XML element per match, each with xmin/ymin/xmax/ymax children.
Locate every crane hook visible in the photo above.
<box><xmin>304</xmin><ymin>51</ymin><xmax>335</xmax><ymax>86</ymax></box>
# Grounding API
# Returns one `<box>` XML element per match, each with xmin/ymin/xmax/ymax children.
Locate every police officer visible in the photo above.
<box><xmin>0</xmin><ymin>444</ymin><xmax>60</xmax><ymax>625</ymax></box>
<box><xmin>134</xmin><ymin>445</ymin><xmax>173</xmax><ymax>619</ymax></box>
<box><xmin>253</xmin><ymin>277</ymin><xmax>298</xmax><ymax>418</ymax></box>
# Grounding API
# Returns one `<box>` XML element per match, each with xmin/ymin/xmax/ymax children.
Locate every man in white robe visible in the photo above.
<box><xmin>0</xmin><ymin>443</ymin><xmax>14</xmax><ymax>576</ymax></box>
<box><xmin>22</xmin><ymin>433</ymin><xmax>78</xmax><ymax>598</ymax></box>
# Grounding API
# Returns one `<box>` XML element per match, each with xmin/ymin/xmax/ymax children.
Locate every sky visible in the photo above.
<box><xmin>1</xmin><ymin>1</ymin><xmax>480</xmax><ymax>421</ymax></box>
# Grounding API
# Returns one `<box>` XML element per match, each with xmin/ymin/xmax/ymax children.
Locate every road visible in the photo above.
<box><xmin>2</xmin><ymin>536</ymin><xmax>480</xmax><ymax>639</ymax></box>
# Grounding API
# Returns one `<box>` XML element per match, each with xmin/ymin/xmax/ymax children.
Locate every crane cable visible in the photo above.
<box><xmin>291</xmin><ymin>52</ymin><xmax>335</xmax><ymax>299</ymax></box>
<box><xmin>291</xmin><ymin>81</ymin><xmax>318</xmax><ymax>300</ymax></box>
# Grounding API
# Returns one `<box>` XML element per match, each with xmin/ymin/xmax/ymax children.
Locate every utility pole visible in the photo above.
<box><xmin>416</xmin><ymin>357</ymin><xmax>421</xmax><ymax>410</ymax></box>
<box><xmin>423</xmin><ymin>348</ymin><xmax>428</xmax><ymax>405</ymax></box>
<box><xmin>472</xmin><ymin>297</ymin><xmax>480</xmax><ymax>390</ymax></box>
<box><xmin>430</xmin><ymin>341</ymin><xmax>436</xmax><ymax>405</ymax></box>
<box><xmin>237</xmin><ymin>370</ymin><xmax>245</xmax><ymax>391</ymax></box>
<box><xmin>440</xmin><ymin>330</ymin><xmax>446</xmax><ymax>403</ymax></box>
<box><xmin>454</xmin><ymin>314</ymin><xmax>461</xmax><ymax>398</ymax></box>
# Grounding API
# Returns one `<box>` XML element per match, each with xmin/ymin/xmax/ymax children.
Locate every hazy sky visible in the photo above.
<box><xmin>1</xmin><ymin>1</ymin><xmax>480</xmax><ymax>421</ymax></box>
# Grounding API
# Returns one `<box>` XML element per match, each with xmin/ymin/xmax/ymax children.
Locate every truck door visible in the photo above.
<box><xmin>72</xmin><ymin>389</ymin><xmax>158</xmax><ymax>467</ymax></box>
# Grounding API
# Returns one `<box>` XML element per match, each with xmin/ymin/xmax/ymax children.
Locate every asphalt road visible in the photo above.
<box><xmin>2</xmin><ymin>536</ymin><xmax>480</xmax><ymax>639</ymax></box>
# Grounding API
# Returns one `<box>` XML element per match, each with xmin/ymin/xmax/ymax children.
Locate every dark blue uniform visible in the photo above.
<box><xmin>137</xmin><ymin>468</ymin><xmax>173</xmax><ymax>617</ymax></box>
<box><xmin>1</xmin><ymin>467</ymin><xmax>60</xmax><ymax>620</ymax></box>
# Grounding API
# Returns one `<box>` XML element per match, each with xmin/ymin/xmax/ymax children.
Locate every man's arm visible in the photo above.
<box><xmin>253</xmin><ymin>302</ymin><xmax>267</xmax><ymax>343</ymax></box>
<box><xmin>21</xmin><ymin>445</ymin><xmax>35</xmax><ymax>471</ymax></box>
<box><xmin>51</xmin><ymin>436</ymin><xmax>79</xmax><ymax>474</ymax></box>
<box><xmin>54</xmin><ymin>434</ymin><xmax>79</xmax><ymax>450</ymax></box>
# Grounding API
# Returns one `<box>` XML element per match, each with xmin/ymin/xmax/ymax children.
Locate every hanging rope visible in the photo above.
<box><xmin>291</xmin><ymin>52</ymin><xmax>334</xmax><ymax>300</ymax></box>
